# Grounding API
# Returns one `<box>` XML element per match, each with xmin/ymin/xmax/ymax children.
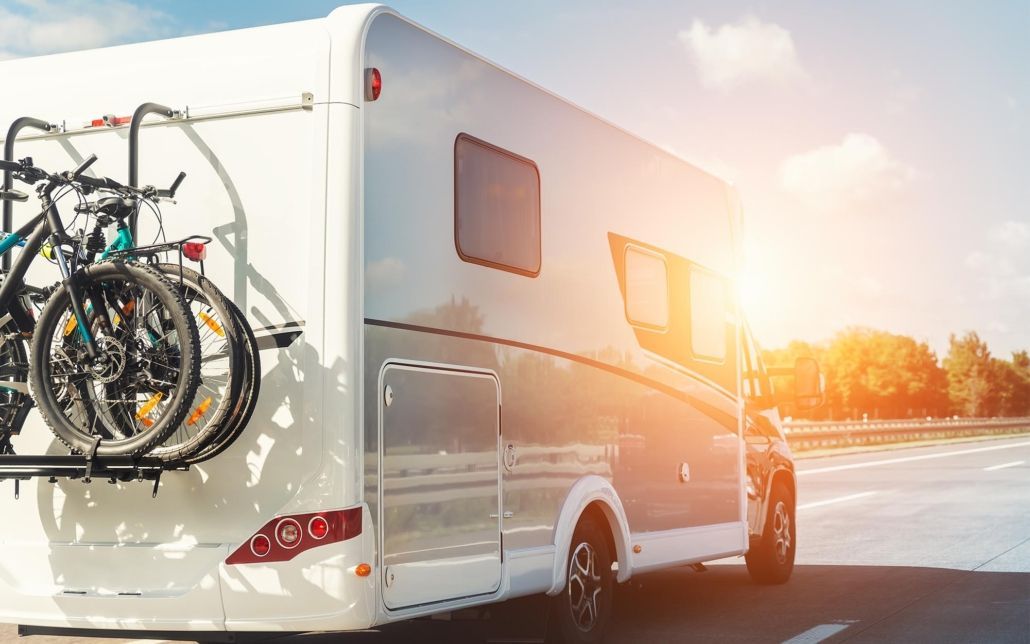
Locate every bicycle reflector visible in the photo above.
<box><xmin>365</xmin><ymin>67</ymin><xmax>382</xmax><ymax>101</ymax></box>
<box><xmin>226</xmin><ymin>508</ymin><xmax>362</xmax><ymax>565</ymax></box>
<box><xmin>182</xmin><ymin>242</ymin><xmax>207</xmax><ymax>262</ymax></box>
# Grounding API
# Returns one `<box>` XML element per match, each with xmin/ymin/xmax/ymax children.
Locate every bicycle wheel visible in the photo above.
<box><xmin>147</xmin><ymin>264</ymin><xmax>246</xmax><ymax>463</ymax></box>
<box><xmin>0</xmin><ymin>320</ymin><xmax>31</xmax><ymax>454</ymax></box>
<box><xmin>181</xmin><ymin>297</ymin><xmax>260</xmax><ymax>465</ymax></box>
<box><xmin>29</xmin><ymin>260</ymin><xmax>201</xmax><ymax>456</ymax></box>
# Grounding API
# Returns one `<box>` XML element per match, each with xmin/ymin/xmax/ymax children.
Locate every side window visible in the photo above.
<box><xmin>624</xmin><ymin>245</ymin><xmax>669</xmax><ymax>330</ymax></box>
<box><xmin>689</xmin><ymin>268</ymin><xmax>728</xmax><ymax>362</ymax></box>
<box><xmin>742</xmin><ymin>329</ymin><xmax>763</xmax><ymax>399</ymax></box>
<box><xmin>743</xmin><ymin>328</ymin><xmax>774</xmax><ymax>401</ymax></box>
<box><xmin>454</xmin><ymin>133</ymin><xmax>541</xmax><ymax>277</ymax></box>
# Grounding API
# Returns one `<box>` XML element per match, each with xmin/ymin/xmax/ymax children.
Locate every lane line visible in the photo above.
<box><xmin>983</xmin><ymin>460</ymin><xmax>1024</xmax><ymax>471</ymax></box>
<box><xmin>798</xmin><ymin>491</ymin><xmax>877</xmax><ymax>510</ymax></box>
<box><xmin>798</xmin><ymin>440</ymin><xmax>1030</xmax><ymax>476</ymax></box>
<box><xmin>782</xmin><ymin>623</ymin><xmax>852</xmax><ymax>643</ymax></box>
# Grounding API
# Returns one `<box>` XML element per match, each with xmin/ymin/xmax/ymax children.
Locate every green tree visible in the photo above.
<box><xmin>944</xmin><ymin>332</ymin><xmax>995</xmax><ymax>417</ymax></box>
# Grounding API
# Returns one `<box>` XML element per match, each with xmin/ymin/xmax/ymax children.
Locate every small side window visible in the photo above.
<box><xmin>624</xmin><ymin>245</ymin><xmax>669</xmax><ymax>330</ymax></box>
<box><xmin>454</xmin><ymin>133</ymin><xmax>541</xmax><ymax>277</ymax></box>
<box><xmin>689</xmin><ymin>268</ymin><xmax>727</xmax><ymax>362</ymax></box>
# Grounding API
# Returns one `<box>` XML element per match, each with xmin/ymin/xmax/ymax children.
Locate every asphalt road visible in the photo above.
<box><xmin>5</xmin><ymin>436</ymin><xmax>1029</xmax><ymax>643</ymax></box>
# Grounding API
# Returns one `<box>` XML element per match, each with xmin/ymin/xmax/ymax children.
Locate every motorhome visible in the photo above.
<box><xmin>0</xmin><ymin>4</ymin><xmax>818</xmax><ymax>641</ymax></box>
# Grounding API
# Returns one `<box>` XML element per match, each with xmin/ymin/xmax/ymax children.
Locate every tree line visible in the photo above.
<box><xmin>763</xmin><ymin>328</ymin><xmax>1030</xmax><ymax>420</ymax></box>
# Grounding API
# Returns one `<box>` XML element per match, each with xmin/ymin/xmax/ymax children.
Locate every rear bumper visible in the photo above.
<box><xmin>1</xmin><ymin>505</ymin><xmax>376</xmax><ymax>633</ymax></box>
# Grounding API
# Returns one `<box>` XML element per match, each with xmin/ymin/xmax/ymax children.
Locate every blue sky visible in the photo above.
<box><xmin>2</xmin><ymin>0</ymin><xmax>1028</xmax><ymax>358</ymax></box>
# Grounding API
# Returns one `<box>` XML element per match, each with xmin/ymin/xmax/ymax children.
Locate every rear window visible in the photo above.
<box><xmin>454</xmin><ymin>134</ymin><xmax>541</xmax><ymax>276</ymax></box>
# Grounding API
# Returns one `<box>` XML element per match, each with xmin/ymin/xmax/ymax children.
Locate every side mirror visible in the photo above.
<box><xmin>794</xmin><ymin>357</ymin><xmax>824</xmax><ymax>410</ymax></box>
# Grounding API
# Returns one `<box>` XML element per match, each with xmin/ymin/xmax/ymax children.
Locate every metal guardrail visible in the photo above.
<box><xmin>783</xmin><ymin>417</ymin><xmax>1030</xmax><ymax>451</ymax></box>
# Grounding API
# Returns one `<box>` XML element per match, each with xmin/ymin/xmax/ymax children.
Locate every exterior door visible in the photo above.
<box><xmin>378</xmin><ymin>362</ymin><xmax>501</xmax><ymax>609</ymax></box>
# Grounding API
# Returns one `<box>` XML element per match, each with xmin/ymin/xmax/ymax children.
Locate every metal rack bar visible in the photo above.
<box><xmin>3</xmin><ymin>117</ymin><xmax>56</xmax><ymax>270</ymax></box>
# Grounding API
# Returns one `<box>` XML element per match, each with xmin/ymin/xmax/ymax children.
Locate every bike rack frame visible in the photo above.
<box><xmin>128</xmin><ymin>102</ymin><xmax>181</xmax><ymax>240</ymax></box>
<box><xmin>3</xmin><ymin>117</ymin><xmax>56</xmax><ymax>271</ymax></box>
<box><xmin>0</xmin><ymin>449</ymin><xmax>184</xmax><ymax>499</ymax></box>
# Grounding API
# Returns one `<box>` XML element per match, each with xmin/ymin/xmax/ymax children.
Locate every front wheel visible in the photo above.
<box><xmin>547</xmin><ymin>514</ymin><xmax>615</xmax><ymax>643</ymax></box>
<box><xmin>745</xmin><ymin>481</ymin><xmax>796</xmax><ymax>584</ymax></box>
<box><xmin>29</xmin><ymin>261</ymin><xmax>201</xmax><ymax>456</ymax></box>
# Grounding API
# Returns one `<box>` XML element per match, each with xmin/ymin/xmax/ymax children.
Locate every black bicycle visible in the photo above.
<box><xmin>0</xmin><ymin>155</ymin><xmax>201</xmax><ymax>456</ymax></box>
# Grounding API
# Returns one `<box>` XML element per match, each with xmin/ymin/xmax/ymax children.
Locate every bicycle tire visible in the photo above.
<box><xmin>147</xmin><ymin>264</ymin><xmax>247</xmax><ymax>463</ymax></box>
<box><xmin>0</xmin><ymin>320</ymin><xmax>31</xmax><ymax>453</ymax></box>
<box><xmin>181</xmin><ymin>297</ymin><xmax>260</xmax><ymax>464</ymax></box>
<box><xmin>29</xmin><ymin>260</ymin><xmax>201</xmax><ymax>456</ymax></box>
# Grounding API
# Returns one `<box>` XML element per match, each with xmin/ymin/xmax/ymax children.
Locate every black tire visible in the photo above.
<box><xmin>147</xmin><ymin>264</ymin><xmax>247</xmax><ymax>463</ymax></box>
<box><xmin>29</xmin><ymin>261</ymin><xmax>201</xmax><ymax>456</ymax></box>
<box><xmin>547</xmin><ymin>514</ymin><xmax>615</xmax><ymax>644</ymax></box>
<box><xmin>0</xmin><ymin>320</ymin><xmax>31</xmax><ymax>453</ymax></box>
<box><xmin>745</xmin><ymin>481</ymin><xmax>796</xmax><ymax>585</ymax></box>
<box><xmin>180</xmin><ymin>298</ymin><xmax>260</xmax><ymax>464</ymax></box>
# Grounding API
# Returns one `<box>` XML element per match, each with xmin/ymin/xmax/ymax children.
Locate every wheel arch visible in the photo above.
<box><xmin>546</xmin><ymin>475</ymin><xmax>632</xmax><ymax>595</ymax></box>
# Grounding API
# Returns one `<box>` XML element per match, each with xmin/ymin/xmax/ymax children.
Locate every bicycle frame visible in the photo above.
<box><xmin>0</xmin><ymin>184</ymin><xmax>101</xmax><ymax>358</ymax></box>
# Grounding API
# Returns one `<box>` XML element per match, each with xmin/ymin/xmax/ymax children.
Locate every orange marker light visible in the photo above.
<box><xmin>355</xmin><ymin>563</ymin><xmax>372</xmax><ymax>577</ymax></box>
<box><xmin>632</xmin><ymin>545</ymin><xmax>642</xmax><ymax>554</ymax></box>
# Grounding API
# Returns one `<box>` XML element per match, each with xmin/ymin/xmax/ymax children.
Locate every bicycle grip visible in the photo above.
<box><xmin>69</xmin><ymin>154</ymin><xmax>98</xmax><ymax>180</ymax></box>
<box><xmin>0</xmin><ymin>160</ymin><xmax>20</xmax><ymax>173</ymax></box>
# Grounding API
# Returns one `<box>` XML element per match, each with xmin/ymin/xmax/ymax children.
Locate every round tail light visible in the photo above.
<box><xmin>276</xmin><ymin>519</ymin><xmax>302</xmax><ymax>549</ymax></box>
<box><xmin>308</xmin><ymin>516</ymin><xmax>330</xmax><ymax>540</ymax></box>
<box><xmin>250</xmin><ymin>534</ymin><xmax>271</xmax><ymax>558</ymax></box>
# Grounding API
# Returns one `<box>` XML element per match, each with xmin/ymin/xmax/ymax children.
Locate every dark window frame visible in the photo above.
<box><xmin>453</xmin><ymin>132</ymin><xmax>542</xmax><ymax>278</ymax></box>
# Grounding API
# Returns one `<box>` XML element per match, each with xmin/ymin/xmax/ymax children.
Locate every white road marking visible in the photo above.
<box><xmin>782</xmin><ymin>623</ymin><xmax>852</xmax><ymax>643</ymax></box>
<box><xmin>798</xmin><ymin>491</ymin><xmax>877</xmax><ymax>511</ymax></box>
<box><xmin>798</xmin><ymin>440</ymin><xmax>1030</xmax><ymax>476</ymax></box>
<box><xmin>983</xmin><ymin>460</ymin><xmax>1024</xmax><ymax>471</ymax></box>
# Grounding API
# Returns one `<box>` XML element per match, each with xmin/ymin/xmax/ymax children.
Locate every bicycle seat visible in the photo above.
<box><xmin>95</xmin><ymin>196</ymin><xmax>136</xmax><ymax>217</ymax></box>
<box><xmin>0</xmin><ymin>189</ymin><xmax>28</xmax><ymax>203</ymax></box>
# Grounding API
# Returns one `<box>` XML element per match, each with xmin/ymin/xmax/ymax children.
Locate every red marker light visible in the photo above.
<box><xmin>182</xmin><ymin>242</ymin><xmax>207</xmax><ymax>262</ymax></box>
<box><xmin>250</xmin><ymin>534</ymin><xmax>271</xmax><ymax>558</ymax></box>
<box><xmin>308</xmin><ymin>516</ymin><xmax>330</xmax><ymax>540</ymax></box>
<box><xmin>365</xmin><ymin>67</ymin><xmax>382</xmax><ymax>101</ymax></box>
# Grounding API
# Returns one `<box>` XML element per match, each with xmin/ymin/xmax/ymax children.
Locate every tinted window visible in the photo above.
<box><xmin>624</xmin><ymin>245</ymin><xmax>669</xmax><ymax>329</ymax></box>
<box><xmin>690</xmin><ymin>268</ymin><xmax>727</xmax><ymax>361</ymax></box>
<box><xmin>455</xmin><ymin>134</ymin><xmax>541</xmax><ymax>276</ymax></box>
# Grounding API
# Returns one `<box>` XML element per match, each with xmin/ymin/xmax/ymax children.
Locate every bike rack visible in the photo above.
<box><xmin>0</xmin><ymin>449</ymin><xmax>184</xmax><ymax>500</ymax></box>
<box><xmin>127</xmin><ymin>102</ymin><xmax>182</xmax><ymax>240</ymax></box>
<box><xmin>3</xmin><ymin>117</ymin><xmax>57</xmax><ymax>271</ymax></box>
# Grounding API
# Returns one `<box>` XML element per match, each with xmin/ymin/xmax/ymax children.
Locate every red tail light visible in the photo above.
<box><xmin>365</xmin><ymin>67</ymin><xmax>382</xmax><ymax>101</ymax></box>
<box><xmin>182</xmin><ymin>242</ymin><xmax>207</xmax><ymax>262</ymax></box>
<box><xmin>226</xmin><ymin>508</ymin><xmax>362</xmax><ymax>565</ymax></box>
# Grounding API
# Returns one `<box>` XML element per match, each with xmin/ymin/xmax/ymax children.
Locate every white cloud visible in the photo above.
<box><xmin>778</xmin><ymin>133</ymin><xmax>914</xmax><ymax>210</ymax></box>
<box><xmin>988</xmin><ymin>220</ymin><xmax>1030</xmax><ymax>248</ymax></box>
<box><xmin>0</xmin><ymin>0</ymin><xmax>173</xmax><ymax>59</ymax></box>
<box><xmin>678</xmin><ymin>16</ymin><xmax>806</xmax><ymax>90</ymax></box>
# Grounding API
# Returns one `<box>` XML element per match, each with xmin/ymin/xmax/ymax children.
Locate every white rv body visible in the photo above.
<box><xmin>0</xmin><ymin>4</ymin><xmax>772</xmax><ymax>634</ymax></box>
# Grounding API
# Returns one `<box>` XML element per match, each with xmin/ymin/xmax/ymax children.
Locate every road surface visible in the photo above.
<box><xmin>4</xmin><ymin>436</ymin><xmax>1028</xmax><ymax>643</ymax></box>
